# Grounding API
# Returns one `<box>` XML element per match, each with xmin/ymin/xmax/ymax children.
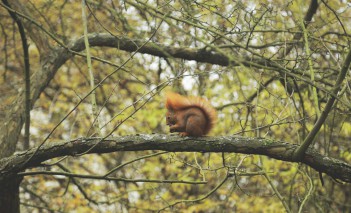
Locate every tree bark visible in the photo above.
<box><xmin>1</xmin><ymin>135</ymin><xmax>350</xmax><ymax>184</ymax></box>
<box><xmin>0</xmin><ymin>177</ymin><xmax>22</xmax><ymax>213</ymax></box>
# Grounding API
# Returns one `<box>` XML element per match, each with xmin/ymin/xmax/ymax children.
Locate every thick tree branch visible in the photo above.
<box><xmin>0</xmin><ymin>135</ymin><xmax>350</xmax><ymax>183</ymax></box>
<box><xmin>0</xmin><ymin>0</ymin><xmax>32</xmax><ymax>158</ymax></box>
<box><xmin>2</xmin><ymin>0</ymin><xmax>31</xmax><ymax>151</ymax></box>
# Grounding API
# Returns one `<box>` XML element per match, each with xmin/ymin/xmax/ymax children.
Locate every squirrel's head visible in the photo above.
<box><xmin>166</xmin><ymin>110</ymin><xmax>176</xmax><ymax>126</ymax></box>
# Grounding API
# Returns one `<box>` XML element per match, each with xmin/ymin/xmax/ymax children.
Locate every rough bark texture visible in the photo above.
<box><xmin>0</xmin><ymin>177</ymin><xmax>22</xmax><ymax>213</ymax></box>
<box><xmin>1</xmin><ymin>135</ymin><xmax>350</xmax><ymax>183</ymax></box>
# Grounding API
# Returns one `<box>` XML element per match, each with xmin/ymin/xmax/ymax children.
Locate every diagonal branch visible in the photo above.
<box><xmin>0</xmin><ymin>135</ymin><xmax>350</xmax><ymax>183</ymax></box>
<box><xmin>292</xmin><ymin>49</ymin><xmax>351</xmax><ymax>160</ymax></box>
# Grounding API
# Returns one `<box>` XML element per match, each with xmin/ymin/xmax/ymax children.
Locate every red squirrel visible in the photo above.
<box><xmin>165</xmin><ymin>92</ymin><xmax>217</xmax><ymax>137</ymax></box>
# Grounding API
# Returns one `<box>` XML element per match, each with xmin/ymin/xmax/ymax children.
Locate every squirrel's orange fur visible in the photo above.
<box><xmin>166</xmin><ymin>92</ymin><xmax>217</xmax><ymax>136</ymax></box>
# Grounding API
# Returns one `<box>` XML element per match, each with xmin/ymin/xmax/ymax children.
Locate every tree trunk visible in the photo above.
<box><xmin>0</xmin><ymin>177</ymin><xmax>22</xmax><ymax>213</ymax></box>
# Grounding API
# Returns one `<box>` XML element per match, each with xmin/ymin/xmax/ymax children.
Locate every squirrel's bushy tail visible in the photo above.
<box><xmin>166</xmin><ymin>92</ymin><xmax>217</xmax><ymax>135</ymax></box>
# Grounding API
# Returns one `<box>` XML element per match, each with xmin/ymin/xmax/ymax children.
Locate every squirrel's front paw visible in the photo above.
<box><xmin>179</xmin><ymin>132</ymin><xmax>189</xmax><ymax>137</ymax></box>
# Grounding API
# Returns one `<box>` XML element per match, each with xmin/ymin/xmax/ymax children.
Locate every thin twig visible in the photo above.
<box><xmin>293</xmin><ymin>48</ymin><xmax>351</xmax><ymax>160</ymax></box>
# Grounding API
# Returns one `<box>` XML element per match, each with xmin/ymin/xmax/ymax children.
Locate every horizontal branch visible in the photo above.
<box><xmin>73</xmin><ymin>34</ymin><xmax>340</xmax><ymax>103</ymax></box>
<box><xmin>71</xmin><ymin>33</ymin><xmax>232</xmax><ymax>66</ymax></box>
<box><xmin>0</xmin><ymin>135</ymin><xmax>350</xmax><ymax>183</ymax></box>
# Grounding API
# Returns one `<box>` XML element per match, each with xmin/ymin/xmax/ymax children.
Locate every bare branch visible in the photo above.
<box><xmin>0</xmin><ymin>135</ymin><xmax>350</xmax><ymax>183</ymax></box>
<box><xmin>293</xmin><ymin>48</ymin><xmax>351</xmax><ymax>160</ymax></box>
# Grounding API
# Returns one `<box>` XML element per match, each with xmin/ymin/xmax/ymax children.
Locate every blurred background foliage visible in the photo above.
<box><xmin>1</xmin><ymin>0</ymin><xmax>351</xmax><ymax>212</ymax></box>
